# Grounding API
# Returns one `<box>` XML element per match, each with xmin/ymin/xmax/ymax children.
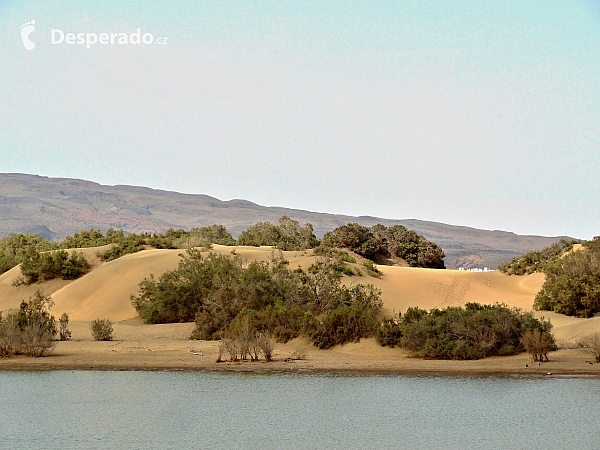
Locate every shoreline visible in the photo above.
<box><xmin>0</xmin><ymin>320</ymin><xmax>598</xmax><ymax>378</ymax></box>
<box><xmin>2</xmin><ymin>365</ymin><xmax>599</xmax><ymax>379</ymax></box>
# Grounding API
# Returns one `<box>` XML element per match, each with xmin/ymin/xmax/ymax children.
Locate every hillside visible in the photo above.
<box><xmin>0</xmin><ymin>173</ymin><xmax>574</xmax><ymax>269</ymax></box>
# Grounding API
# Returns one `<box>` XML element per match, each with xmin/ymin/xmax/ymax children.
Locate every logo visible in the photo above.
<box><xmin>20</xmin><ymin>20</ymin><xmax>36</xmax><ymax>50</ymax></box>
<box><xmin>51</xmin><ymin>28</ymin><xmax>168</xmax><ymax>48</ymax></box>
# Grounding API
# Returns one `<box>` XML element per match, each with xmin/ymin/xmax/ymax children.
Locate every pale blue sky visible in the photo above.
<box><xmin>1</xmin><ymin>1</ymin><xmax>598</xmax><ymax>239</ymax></box>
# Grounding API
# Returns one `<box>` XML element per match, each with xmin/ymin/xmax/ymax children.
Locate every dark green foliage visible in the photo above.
<box><xmin>533</xmin><ymin>237</ymin><xmax>600</xmax><ymax>317</ymax></box>
<box><xmin>310</xmin><ymin>305</ymin><xmax>380</xmax><ymax>349</ymax></box>
<box><xmin>321</xmin><ymin>223</ymin><xmax>445</xmax><ymax>269</ymax></box>
<box><xmin>395</xmin><ymin>303</ymin><xmax>554</xmax><ymax>360</ymax></box>
<box><xmin>89</xmin><ymin>319</ymin><xmax>113</xmax><ymax>341</ymax></box>
<box><xmin>498</xmin><ymin>239</ymin><xmax>579</xmax><ymax>275</ymax></box>
<box><xmin>16</xmin><ymin>290</ymin><xmax>58</xmax><ymax>337</ymax></box>
<box><xmin>237</xmin><ymin>216</ymin><xmax>319</xmax><ymax>250</ymax></box>
<box><xmin>190</xmin><ymin>225</ymin><xmax>236</xmax><ymax>246</ymax></box>
<box><xmin>376</xmin><ymin>315</ymin><xmax>402</xmax><ymax>347</ymax></box>
<box><xmin>97</xmin><ymin>234</ymin><xmax>146</xmax><ymax>262</ymax></box>
<box><xmin>61</xmin><ymin>229</ymin><xmax>122</xmax><ymax>249</ymax></box>
<box><xmin>0</xmin><ymin>234</ymin><xmax>54</xmax><ymax>275</ymax></box>
<box><xmin>132</xmin><ymin>250</ymin><xmax>383</xmax><ymax>348</ymax></box>
<box><xmin>17</xmin><ymin>248</ymin><xmax>90</xmax><ymax>284</ymax></box>
<box><xmin>160</xmin><ymin>225</ymin><xmax>236</xmax><ymax>248</ymax></box>
<box><xmin>133</xmin><ymin>249</ymin><xmax>245</xmax><ymax>324</ymax></box>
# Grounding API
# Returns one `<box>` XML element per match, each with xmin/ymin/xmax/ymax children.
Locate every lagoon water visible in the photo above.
<box><xmin>0</xmin><ymin>371</ymin><xmax>598</xmax><ymax>449</ymax></box>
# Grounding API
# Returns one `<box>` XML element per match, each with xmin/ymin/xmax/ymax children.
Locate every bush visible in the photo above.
<box><xmin>395</xmin><ymin>303</ymin><xmax>553</xmax><ymax>360</ymax></box>
<box><xmin>533</xmin><ymin>236</ymin><xmax>600</xmax><ymax>317</ymax></box>
<box><xmin>321</xmin><ymin>223</ymin><xmax>445</xmax><ymax>268</ymax></box>
<box><xmin>59</xmin><ymin>312</ymin><xmax>71</xmax><ymax>341</ymax></box>
<box><xmin>90</xmin><ymin>319</ymin><xmax>113</xmax><ymax>341</ymax></box>
<box><xmin>310</xmin><ymin>304</ymin><xmax>380</xmax><ymax>349</ymax></box>
<box><xmin>521</xmin><ymin>329</ymin><xmax>555</xmax><ymax>362</ymax></box>
<box><xmin>237</xmin><ymin>216</ymin><xmax>318</xmax><ymax>250</ymax></box>
<box><xmin>132</xmin><ymin>249</ymin><xmax>385</xmax><ymax>350</ymax></box>
<box><xmin>0</xmin><ymin>234</ymin><xmax>54</xmax><ymax>275</ymax></box>
<box><xmin>0</xmin><ymin>313</ymin><xmax>21</xmax><ymax>357</ymax></box>
<box><xmin>97</xmin><ymin>235</ymin><xmax>146</xmax><ymax>262</ymax></box>
<box><xmin>362</xmin><ymin>260</ymin><xmax>382</xmax><ymax>278</ymax></box>
<box><xmin>0</xmin><ymin>290</ymin><xmax>58</xmax><ymax>357</ymax></box>
<box><xmin>376</xmin><ymin>315</ymin><xmax>402</xmax><ymax>347</ymax></box>
<box><xmin>579</xmin><ymin>332</ymin><xmax>600</xmax><ymax>363</ymax></box>
<box><xmin>498</xmin><ymin>239</ymin><xmax>578</xmax><ymax>275</ymax></box>
<box><xmin>20</xmin><ymin>324</ymin><xmax>56</xmax><ymax>357</ymax></box>
<box><xmin>17</xmin><ymin>249</ymin><xmax>90</xmax><ymax>284</ymax></box>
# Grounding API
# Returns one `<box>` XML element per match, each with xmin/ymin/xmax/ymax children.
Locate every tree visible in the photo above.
<box><xmin>15</xmin><ymin>290</ymin><xmax>57</xmax><ymax>357</ymax></box>
<box><xmin>59</xmin><ymin>312</ymin><xmax>71</xmax><ymax>341</ymax></box>
<box><xmin>521</xmin><ymin>329</ymin><xmax>555</xmax><ymax>362</ymax></box>
<box><xmin>534</xmin><ymin>238</ymin><xmax>600</xmax><ymax>317</ymax></box>
<box><xmin>579</xmin><ymin>332</ymin><xmax>600</xmax><ymax>363</ymax></box>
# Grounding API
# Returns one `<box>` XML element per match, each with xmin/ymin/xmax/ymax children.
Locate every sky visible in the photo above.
<box><xmin>0</xmin><ymin>1</ymin><xmax>598</xmax><ymax>239</ymax></box>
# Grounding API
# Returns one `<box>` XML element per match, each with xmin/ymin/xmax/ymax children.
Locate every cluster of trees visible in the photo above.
<box><xmin>131</xmin><ymin>250</ymin><xmax>383</xmax><ymax>350</ymax></box>
<box><xmin>376</xmin><ymin>303</ymin><xmax>555</xmax><ymax>360</ymax></box>
<box><xmin>15</xmin><ymin>249</ymin><xmax>90</xmax><ymax>285</ymax></box>
<box><xmin>321</xmin><ymin>223</ymin><xmax>445</xmax><ymax>269</ymax></box>
<box><xmin>0</xmin><ymin>234</ymin><xmax>53</xmax><ymax>274</ymax></box>
<box><xmin>533</xmin><ymin>237</ymin><xmax>600</xmax><ymax>317</ymax></box>
<box><xmin>498</xmin><ymin>239</ymin><xmax>579</xmax><ymax>275</ymax></box>
<box><xmin>0</xmin><ymin>291</ymin><xmax>70</xmax><ymax>357</ymax></box>
<box><xmin>237</xmin><ymin>216</ymin><xmax>319</xmax><ymax>250</ymax></box>
<box><xmin>1</xmin><ymin>218</ymin><xmax>446</xmax><ymax>281</ymax></box>
<box><xmin>0</xmin><ymin>225</ymin><xmax>239</xmax><ymax>282</ymax></box>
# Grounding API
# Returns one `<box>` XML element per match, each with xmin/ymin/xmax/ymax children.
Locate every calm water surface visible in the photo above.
<box><xmin>0</xmin><ymin>371</ymin><xmax>598</xmax><ymax>449</ymax></box>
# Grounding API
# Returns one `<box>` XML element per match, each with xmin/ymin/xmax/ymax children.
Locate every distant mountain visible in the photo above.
<box><xmin>0</xmin><ymin>173</ymin><xmax>575</xmax><ymax>269</ymax></box>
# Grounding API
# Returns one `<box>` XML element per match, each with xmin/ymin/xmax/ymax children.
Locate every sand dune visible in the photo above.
<box><xmin>0</xmin><ymin>245</ymin><xmax>110</xmax><ymax>313</ymax></box>
<box><xmin>371</xmin><ymin>267</ymin><xmax>544</xmax><ymax>315</ymax></box>
<box><xmin>1</xmin><ymin>244</ymin><xmax>600</xmax><ymax>374</ymax></box>
<box><xmin>1</xmin><ymin>244</ymin><xmax>598</xmax><ymax>346</ymax></box>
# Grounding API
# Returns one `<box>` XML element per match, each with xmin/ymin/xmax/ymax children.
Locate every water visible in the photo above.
<box><xmin>0</xmin><ymin>371</ymin><xmax>599</xmax><ymax>449</ymax></box>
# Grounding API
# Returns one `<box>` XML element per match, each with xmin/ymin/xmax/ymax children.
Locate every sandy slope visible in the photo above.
<box><xmin>0</xmin><ymin>246</ymin><xmax>110</xmax><ymax>313</ymax></box>
<box><xmin>371</xmin><ymin>267</ymin><xmax>545</xmax><ymax>314</ymax></box>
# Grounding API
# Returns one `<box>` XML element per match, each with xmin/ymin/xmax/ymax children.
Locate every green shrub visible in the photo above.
<box><xmin>396</xmin><ymin>303</ymin><xmax>554</xmax><ymax>360</ymax></box>
<box><xmin>89</xmin><ymin>319</ymin><xmax>113</xmax><ymax>341</ymax></box>
<box><xmin>13</xmin><ymin>248</ymin><xmax>90</xmax><ymax>285</ymax></box>
<box><xmin>0</xmin><ymin>234</ymin><xmax>54</xmax><ymax>275</ymax></box>
<box><xmin>237</xmin><ymin>216</ymin><xmax>318</xmax><ymax>250</ymax></box>
<box><xmin>533</xmin><ymin>236</ymin><xmax>600</xmax><ymax>317</ymax></box>
<box><xmin>498</xmin><ymin>239</ymin><xmax>579</xmax><ymax>275</ymax></box>
<box><xmin>0</xmin><ymin>290</ymin><xmax>58</xmax><ymax>357</ymax></box>
<box><xmin>17</xmin><ymin>249</ymin><xmax>89</xmax><ymax>284</ymax></box>
<box><xmin>321</xmin><ymin>223</ymin><xmax>445</xmax><ymax>268</ymax></box>
<box><xmin>97</xmin><ymin>235</ymin><xmax>146</xmax><ymax>262</ymax></box>
<box><xmin>377</xmin><ymin>315</ymin><xmax>402</xmax><ymax>347</ymax></box>
<box><xmin>133</xmin><ymin>249</ymin><xmax>385</xmax><ymax>350</ymax></box>
<box><xmin>59</xmin><ymin>312</ymin><xmax>71</xmax><ymax>341</ymax></box>
<box><xmin>310</xmin><ymin>304</ymin><xmax>380</xmax><ymax>349</ymax></box>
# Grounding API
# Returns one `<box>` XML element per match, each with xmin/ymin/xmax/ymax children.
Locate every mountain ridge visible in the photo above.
<box><xmin>0</xmin><ymin>173</ymin><xmax>574</xmax><ymax>269</ymax></box>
